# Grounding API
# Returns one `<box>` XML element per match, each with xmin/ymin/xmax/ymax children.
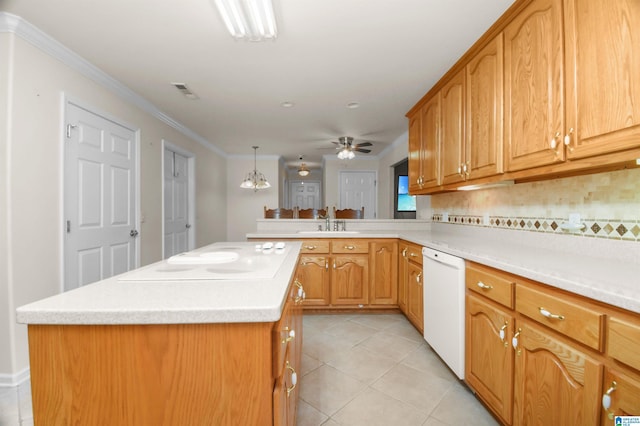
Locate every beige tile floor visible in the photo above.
<box><xmin>297</xmin><ymin>313</ymin><xmax>499</xmax><ymax>426</ymax></box>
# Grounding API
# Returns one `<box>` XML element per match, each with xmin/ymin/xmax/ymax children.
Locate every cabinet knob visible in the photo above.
<box><xmin>499</xmin><ymin>322</ymin><xmax>508</xmax><ymax>346</ymax></box>
<box><xmin>304</xmin><ymin>245</ymin><xmax>317</xmax><ymax>250</ymax></box>
<box><xmin>512</xmin><ymin>328</ymin><xmax>522</xmax><ymax>355</ymax></box>
<box><xmin>564</xmin><ymin>127</ymin><xmax>574</xmax><ymax>152</ymax></box>
<box><xmin>416</xmin><ymin>272</ymin><xmax>422</xmax><ymax>285</ymax></box>
<box><xmin>343</xmin><ymin>245</ymin><xmax>355</xmax><ymax>250</ymax></box>
<box><xmin>538</xmin><ymin>307</ymin><xmax>565</xmax><ymax>321</ymax></box>
<box><xmin>476</xmin><ymin>281</ymin><xmax>493</xmax><ymax>290</ymax></box>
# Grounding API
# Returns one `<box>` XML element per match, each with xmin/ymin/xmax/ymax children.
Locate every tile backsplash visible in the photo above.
<box><xmin>428</xmin><ymin>168</ymin><xmax>640</xmax><ymax>242</ymax></box>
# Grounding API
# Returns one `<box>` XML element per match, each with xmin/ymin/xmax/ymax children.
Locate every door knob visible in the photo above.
<box><xmin>130</xmin><ymin>229</ymin><xmax>139</xmax><ymax>237</ymax></box>
<box><xmin>185</xmin><ymin>224</ymin><xmax>191</xmax><ymax>229</ymax></box>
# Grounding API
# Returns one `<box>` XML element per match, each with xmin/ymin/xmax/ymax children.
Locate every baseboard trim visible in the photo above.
<box><xmin>0</xmin><ymin>367</ymin><xmax>30</xmax><ymax>387</ymax></box>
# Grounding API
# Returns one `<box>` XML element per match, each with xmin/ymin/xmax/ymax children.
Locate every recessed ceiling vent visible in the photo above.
<box><xmin>171</xmin><ymin>82</ymin><xmax>199</xmax><ymax>100</ymax></box>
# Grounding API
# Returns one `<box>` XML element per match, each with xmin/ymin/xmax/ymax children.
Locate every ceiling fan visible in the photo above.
<box><xmin>332</xmin><ymin>136</ymin><xmax>372</xmax><ymax>159</ymax></box>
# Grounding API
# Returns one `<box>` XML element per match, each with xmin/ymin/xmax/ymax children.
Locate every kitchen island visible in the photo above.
<box><xmin>16</xmin><ymin>241</ymin><xmax>303</xmax><ymax>426</ymax></box>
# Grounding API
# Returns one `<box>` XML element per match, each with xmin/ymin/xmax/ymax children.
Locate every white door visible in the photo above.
<box><xmin>64</xmin><ymin>102</ymin><xmax>137</xmax><ymax>291</ymax></box>
<box><xmin>339</xmin><ymin>171</ymin><xmax>376</xmax><ymax>218</ymax></box>
<box><xmin>289</xmin><ymin>181</ymin><xmax>321</xmax><ymax>209</ymax></box>
<box><xmin>164</xmin><ymin>148</ymin><xmax>190</xmax><ymax>258</ymax></box>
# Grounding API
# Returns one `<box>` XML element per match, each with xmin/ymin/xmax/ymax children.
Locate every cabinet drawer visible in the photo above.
<box><xmin>465</xmin><ymin>262</ymin><xmax>515</xmax><ymax>309</ymax></box>
<box><xmin>516</xmin><ymin>284</ymin><xmax>604</xmax><ymax>351</ymax></box>
<box><xmin>403</xmin><ymin>244</ymin><xmax>423</xmax><ymax>266</ymax></box>
<box><xmin>300</xmin><ymin>240</ymin><xmax>330</xmax><ymax>254</ymax></box>
<box><xmin>608</xmin><ymin>315</ymin><xmax>640</xmax><ymax>372</ymax></box>
<box><xmin>331</xmin><ymin>240</ymin><xmax>369</xmax><ymax>254</ymax></box>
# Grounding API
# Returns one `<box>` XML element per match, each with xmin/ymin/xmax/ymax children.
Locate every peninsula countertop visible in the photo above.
<box><xmin>247</xmin><ymin>227</ymin><xmax>640</xmax><ymax>315</ymax></box>
<box><xmin>16</xmin><ymin>241</ymin><xmax>302</xmax><ymax>325</ymax></box>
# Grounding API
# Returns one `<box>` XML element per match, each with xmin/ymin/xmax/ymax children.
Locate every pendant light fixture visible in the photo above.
<box><xmin>240</xmin><ymin>146</ymin><xmax>271</xmax><ymax>191</ymax></box>
<box><xmin>297</xmin><ymin>156</ymin><xmax>310</xmax><ymax>177</ymax></box>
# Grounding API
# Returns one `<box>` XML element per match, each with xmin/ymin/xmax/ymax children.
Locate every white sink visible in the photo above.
<box><xmin>296</xmin><ymin>231</ymin><xmax>360</xmax><ymax>236</ymax></box>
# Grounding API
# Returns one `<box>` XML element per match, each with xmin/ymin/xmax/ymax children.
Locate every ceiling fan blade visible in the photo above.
<box><xmin>355</xmin><ymin>141</ymin><xmax>372</xmax><ymax>147</ymax></box>
<box><xmin>331</xmin><ymin>141</ymin><xmax>341</xmax><ymax>145</ymax></box>
<box><xmin>355</xmin><ymin>148</ymin><xmax>371</xmax><ymax>153</ymax></box>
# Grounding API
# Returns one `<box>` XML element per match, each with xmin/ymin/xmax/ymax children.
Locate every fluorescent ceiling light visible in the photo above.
<box><xmin>213</xmin><ymin>0</ymin><xmax>277</xmax><ymax>41</ymax></box>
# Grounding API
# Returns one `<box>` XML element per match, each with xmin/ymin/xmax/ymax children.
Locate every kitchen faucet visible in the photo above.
<box><xmin>318</xmin><ymin>214</ymin><xmax>330</xmax><ymax>231</ymax></box>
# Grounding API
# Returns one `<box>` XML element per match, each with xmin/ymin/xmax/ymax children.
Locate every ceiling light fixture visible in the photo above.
<box><xmin>337</xmin><ymin>146</ymin><xmax>355</xmax><ymax>160</ymax></box>
<box><xmin>212</xmin><ymin>0</ymin><xmax>278</xmax><ymax>41</ymax></box>
<box><xmin>240</xmin><ymin>146</ymin><xmax>271</xmax><ymax>191</ymax></box>
<box><xmin>298</xmin><ymin>163</ymin><xmax>310</xmax><ymax>177</ymax></box>
<box><xmin>346</xmin><ymin>102</ymin><xmax>360</xmax><ymax>109</ymax></box>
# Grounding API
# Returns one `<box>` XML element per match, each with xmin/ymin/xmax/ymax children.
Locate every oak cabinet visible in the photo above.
<box><xmin>504</xmin><ymin>0</ymin><xmax>565</xmax><ymax>172</ymax></box>
<box><xmin>369</xmin><ymin>241</ymin><xmax>398</xmax><ymax>305</ymax></box>
<box><xmin>601</xmin><ymin>368</ymin><xmax>640</xmax><ymax>425</ymax></box>
<box><xmin>513</xmin><ymin>319</ymin><xmax>602</xmax><ymax>426</ymax></box>
<box><xmin>331</xmin><ymin>254</ymin><xmax>369</xmax><ymax>305</ymax></box>
<box><xmin>297</xmin><ymin>256</ymin><xmax>330</xmax><ymax>306</ymax></box>
<box><xmin>465</xmin><ymin>34</ymin><xmax>504</xmax><ymax>181</ymax></box>
<box><xmin>408</xmin><ymin>96</ymin><xmax>441</xmax><ymax>194</ymax></box>
<box><xmin>563</xmin><ymin>0</ymin><xmax>640</xmax><ymax>161</ymax></box>
<box><xmin>440</xmin><ymin>70</ymin><xmax>466</xmax><ymax>185</ymax></box>
<box><xmin>398</xmin><ymin>242</ymin><xmax>410</xmax><ymax>313</ymax></box>
<box><xmin>406</xmin><ymin>259</ymin><xmax>424</xmax><ymax>334</ymax></box>
<box><xmin>466</xmin><ymin>293</ymin><xmax>515</xmax><ymax>425</ymax></box>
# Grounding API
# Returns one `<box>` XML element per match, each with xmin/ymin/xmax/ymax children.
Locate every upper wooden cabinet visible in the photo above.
<box><xmin>440</xmin><ymin>70</ymin><xmax>466</xmax><ymax>185</ymax></box>
<box><xmin>504</xmin><ymin>0</ymin><xmax>565</xmax><ymax>172</ymax></box>
<box><xmin>563</xmin><ymin>0</ymin><xmax>640</xmax><ymax>160</ymax></box>
<box><xmin>408</xmin><ymin>96</ymin><xmax>440</xmax><ymax>194</ymax></box>
<box><xmin>408</xmin><ymin>0</ymin><xmax>640</xmax><ymax>188</ymax></box>
<box><xmin>466</xmin><ymin>35</ymin><xmax>504</xmax><ymax>180</ymax></box>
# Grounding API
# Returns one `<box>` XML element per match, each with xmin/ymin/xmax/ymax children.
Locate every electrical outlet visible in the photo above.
<box><xmin>483</xmin><ymin>213</ymin><xmax>490</xmax><ymax>226</ymax></box>
<box><xmin>442</xmin><ymin>212</ymin><xmax>449</xmax><ymax>222</ymax></box>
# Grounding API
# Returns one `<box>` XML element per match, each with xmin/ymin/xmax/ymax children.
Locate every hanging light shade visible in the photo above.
<box><xmin>298</xmin><ymin>162</ymin><xmax>310</xmax><ymax>177</ymax></box>
<box><xmin>240</xmin><ymin>146</ymin><xmax>271</xmax><ymax>191</ymax></box>
<box><xmin>337</xmin><ymin>147</ymin><xmax>355</xmax><ymax>160</ymax></box>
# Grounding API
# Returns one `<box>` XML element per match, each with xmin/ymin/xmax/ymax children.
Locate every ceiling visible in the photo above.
<box><xmin>2</xmin><ymin>0</ymin><xmax>514</xmax><ymax>169</ymax></box>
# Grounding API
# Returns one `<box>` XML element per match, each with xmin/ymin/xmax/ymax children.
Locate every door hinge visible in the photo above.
<box><xmin>66</xmin><ymin>124</ymin><xmax>77</xmax><ymax>138</ymax></box>
<box><xmin>66</xmin><ymin>220</ymin><xmax>71</xmax><ymax>233</ymax></box>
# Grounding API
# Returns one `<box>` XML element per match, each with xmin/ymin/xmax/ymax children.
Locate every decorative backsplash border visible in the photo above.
<box><xmin>431</xmin><ymin>213</ymin><xmax>640</xmax><ymax>242</ymax></box>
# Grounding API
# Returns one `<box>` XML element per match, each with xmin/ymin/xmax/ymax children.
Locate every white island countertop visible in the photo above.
<box><xmin>16</xmin><ymin>241</ymin><xmax>302</xmax><ymax>325</ymax></box>
<box><xmin>248</xmin><ymin>226</ymin><xmax>640</xmax><ymax>315</ymax></box>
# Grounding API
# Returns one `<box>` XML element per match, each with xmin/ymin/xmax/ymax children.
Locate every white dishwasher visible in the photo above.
<box><xmin>422</xmin><ymin>247</ymin><xmax>466</xmax><ymax>379</ymax></box>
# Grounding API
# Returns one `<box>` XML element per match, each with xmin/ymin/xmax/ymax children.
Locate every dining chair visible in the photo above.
<box><xmin>297</xmin><ymin>207</ymin><xmax>328</xmax><ymax>219</ymax></box>
<box><xmin>264</xmin><ymin>206</ymin><xmax>295</xmax><ymax>219</ymax></box>
<box><xmin>333</xmin><ymin>207</ymin><xmax>364</xmax><ymax>219</ymax></box>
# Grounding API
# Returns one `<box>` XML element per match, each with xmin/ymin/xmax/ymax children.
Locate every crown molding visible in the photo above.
<box><xmin>0</xmin><ymin>12</ymin><xmax>226</xmax><ymax>158</ymax></box>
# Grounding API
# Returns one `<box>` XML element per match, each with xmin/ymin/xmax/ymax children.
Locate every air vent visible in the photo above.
<box><xmin>171</xmin><ymin>82</ymin><xmax>199</xmax><ymax>100</ymax></box>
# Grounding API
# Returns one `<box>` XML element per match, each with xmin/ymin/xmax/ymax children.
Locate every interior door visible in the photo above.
<box><xmin>164</xmin><ymin>148</ymin><xmax>189</xmax><ymax>258</ymax></box>
<box><xmin>64</xmin><ymin>101</ymin><xmax>137</xmax><ymax>291</ymax></box>
<box><xmin>339</xmin><ymin>171</ymin><xmax>376</xmax><ymax>218</ymax></box>
<box><xmin>289</xmin><ymin>181</ymin><xmax>321</xmax><ymax>209</ymax></box>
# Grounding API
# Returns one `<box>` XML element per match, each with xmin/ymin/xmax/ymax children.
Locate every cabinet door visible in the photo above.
<box><xmin>601</xmin><ymin>368</ymin><xmax>640</xmax><ymax>424</ymax></box>
<box><xmin>408</xmin><ymin>112</ymin><xmax>423</xmax><ymax>194</ymax></box>
<box><xmin>440</xmin><ymin>70</ymin><xmax>466</xmax><ymax>185</ymax></box>
<box><xmin>298</xmin><ymin>256</ymin><xmax>330</xmax><ymax>306</ymax></box>
<box><xmin>398</xmin><ymin>244</ymin><xmax>409</xmax><ymax>313</ymax></box>
<box><xmin>369</xmin><ymin>241</ymin><xmax>398</xmax><ymax>305</ymax></box>
<box><xmin>466</xmin><ymin>293</ymin><xmax>514</xmax><ymax>425</ymax></box>
<box><xmin>466</xmin><ymin>34</ymin><xmax>504</xmax><ymax>180</ymax></box>
<box><xmin>564</xmin><ymin>0</ymin><xmax>640</xmax><ymax>160</ymax></box>
<box><xmin>420</xmin><ymin>94</ymin><xmax>441</xmax><ymax>189</ymax></box>
<box><xmin>331</xmin><ymin>255</ymin><xmax>369</xmax><ymax>305</ymax></box>
<box><xmin>513</xmin><ymin>320</ymin><xmax>602</xmax><ymax>426</ymax></box>
<box><xmin>504</xmin><ymin>0</ymin><xmax>565</xmax><ymax>172</ymax></box>
<box><xmin>406</xmin><ymin>260</ymin><xmax>424</xmax><ymax>333</ymax></box>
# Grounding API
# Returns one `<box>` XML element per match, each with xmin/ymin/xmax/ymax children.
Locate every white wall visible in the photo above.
<box><xmin>1</xmin><ymin>30</ymin><xmax>227</xmax><ymax>381</ymax></box>
<box><xmin>226</xmin><ymin>155</ymin><xmax>280</xmax><ymax>241</ymax></box>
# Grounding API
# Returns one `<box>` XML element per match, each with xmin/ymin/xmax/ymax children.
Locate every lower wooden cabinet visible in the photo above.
<box><xmin>297</xmin><ymin>256</ymin><xmax>330</xmax><ymax>306</ymax></box>
<box><xmin>369</xmin><ymin>241</ymin><xmax>398</xmax><ymax>305</ymax></box>
<box><xmin>466</xmin><ymin>262</ymin><xmax>640</xmax><ymax>426</ymax></box>
<box><xmin>331</xmin><ymin>254</ymin><xmax>369</xmax><ymax>305</ymax></box>
<box><xmin>513</xmin><ymin>319</ymin><xmax>602</xmax><ymax>426</ymax></box>
<box><xmin>406</xmin><ymin>259</ymin><xmax>424</xmax><ymax>333</ymax></box>
<box><xmin>466</xmin><ymin>293</ymin><xmax>514</xmax><ymax>425</ymax></box>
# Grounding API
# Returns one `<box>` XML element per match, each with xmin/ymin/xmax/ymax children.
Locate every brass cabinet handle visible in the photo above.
<box><xmin>304</xmin><ymin>245</ymin><xmax>317</xmax><ymax>250</ymax></box>
<box><xmin>538</xmin><ymin>307</ymin><xmax>565</xmax><ymax>321</ymax></box>
<box><xmin>602</xmin><ymin>381</ymin><xmax>617</xmax><ymax>420</ymax></box>
<box><xmin>402</xmin><ymin>248</ymin><xmax>407</xmax><ymax>258</ymax></box>
<box><xmin>281</xmin><ymin>326</ymin><xmax>295</xmax><ymax>344</ymax></box>
<box><xmin>343</xmin><ymin>245</ymin><xmax>355</xmax><ymax>250</ymax></box>
<box><xmin>416</xmin><ymin>272</ymin><xmax>422</xmax><ymax>285</ymax></box>
<box><xmin>285</xmin><ymin>361</ymin><xmax>297</xmax><ymax>397</ymax></box>
<box><xmin>512</xmin><ymin>328</ymin><xmax>522</xmax><ymax>355</ymax></box>
<box><xmin>564</xmin><ymin>127</ymin><xmax>574</xmax><ymax>152</ymax></box>
<box><xmin>294</xmin><ymin>279</ymin><xmax>305</xmax><ymax>303</ymax></box>
<box><xmin>499</xmin><ymin>322</ymin><xmax>508</xmax><ymax>346</ymax></box>
<box><xmin>476</xmin><ymin>281</ymin><xmax>493</xmax><ymax>290</ymax></box>
<box><xmin>549</xmin><ymin>131</ymin><xmax>561</xmax><ymax>150</ymax></box>
<box><xmin>325</xmin><ymin>260</ymin><xmax>329</xmax><ymax>270</ymax></box>
<box><xmin>409</xmin><ymin>252</ymin><xmax>418</xmax><ymax>258</ymax></box>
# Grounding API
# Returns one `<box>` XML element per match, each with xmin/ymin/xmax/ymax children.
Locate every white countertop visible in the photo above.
<box><xmin>249</xmin><ymin>227</ymin><xmax>640</xmax><ymax>314</ymax></box>
<box><xmin>16</xmin><ymin>241</ymin><xmax>302</xmax><ymax>325</ymax></box>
